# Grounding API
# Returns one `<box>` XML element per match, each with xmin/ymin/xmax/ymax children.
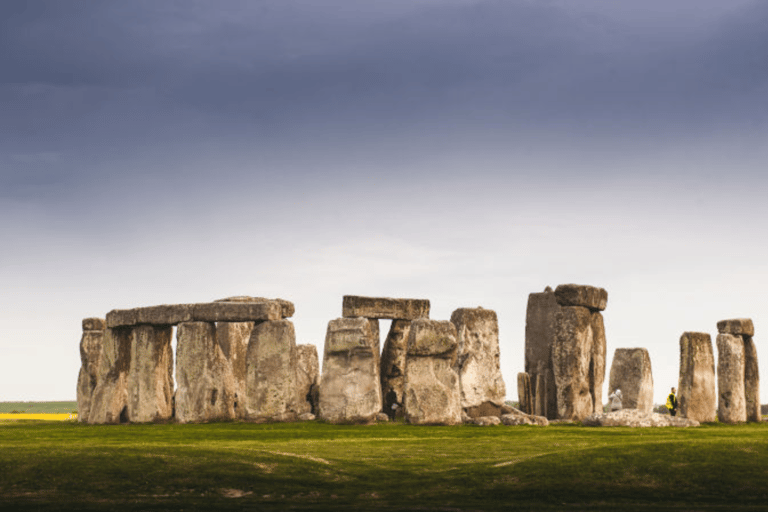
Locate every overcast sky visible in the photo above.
<box><xmin>2</xmin><ymin>0</ymin><xmax>767</xmax><ymax>405</ymax></box>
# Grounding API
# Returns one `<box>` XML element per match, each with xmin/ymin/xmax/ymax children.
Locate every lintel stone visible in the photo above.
<box><xmin>717</xmin><ymin>318</ymin><xmax>754</xmax><ymax>337</ymax></box>
<box><xmin>342</xmin><ymin>295</ymin><xmax>430</xmax><ymax>320</ymax></box>
<box><xmin>554</xmin><ymin>284</ymin><xmax>608</xmax><ymax>311</ymax></box>
<box><xmin>215</xmin><ymin>296</ymin><xmax>295</xmax><ymax>318</ymax></box>
<box><xmin>136</xmin><ymin>304</ymin><xmax>194</xmax><ymax>325</ymax></box>
<box><xmin>82</xmin><ymin>318</ymin><xmax>106</xmax><ymax>331</ymax></box>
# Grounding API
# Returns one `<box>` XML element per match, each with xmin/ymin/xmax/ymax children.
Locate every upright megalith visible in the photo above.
<box><xmin>296</xmin><ymin>344</ymin><xmax>320</xmax><ymax>416</ymax></box>
<box><xmin>450</xmin><ymin>307</ymin><xmax>506</xmax><ymax>417</ymax></box>
<box><xmin>76</xmin><ymin>318</ymin><xmax>105</xmax><ymax>422</ymax></box>
<box><xmin>244</xmin><ymin>320</ymin><xmax>298</xmax><ymax>422</ymax></box>
<box><xmin>127</xmin><ymin>324</ymin><xmax>174</xmax><ymax>422</ymax></box>
<box><xmin>402</xmin><ymin>319</ymin><xmax>462</xmax><ymax>425</ymax></box>
<box><xmin>678</xmin><ymin>332</ymin><xmax>716</xmax><ymax>423</ymax></box>
<box><xmin>527</xmin><ymin>284</ymin><xmax>607</xmax><ymax>421</ymax></box>
<box><xmin>716</xmin><ymin>319</ymin><xmax>759</xmax><ymax>423</ymax></box>
<box><xmin>517</xmin><ymin>372</ymin><xmax>533</xmax><ymax>415</ymax></box>
<box><xmin>87</xmin><ymin>327</ymin><xmax>133</xmax><ymax>424</ymax></box>
<box><xmin>608</xmin><ymin>348</ymin><xmax>653</xmax><ymax>413</ymax></box>
<box><xmin>319</xmin><ymin>317</ymin><xmax>382</xmax><ymax>423</ymax></box>
<box><xmin>175</xmin><ymin>322</ymin><xmax>237</xmax><ymax>423</ymax></box>
<box><xmin>215</xmin><ymin>321</ymin><xmax>252</xmax><ymax>417</ymax></box>
<box><xmin>380</xmin><ymin>320</ymin><xmax>411</xmax><ymax>418</ymax></box>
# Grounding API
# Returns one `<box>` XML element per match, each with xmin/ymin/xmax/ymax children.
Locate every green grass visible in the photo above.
<box><xmin>1</xmin><ymin>420</ymin><xmax>767</xmax><ymax>511</ymax></box>
<box><xmin>0</xmin><ymin>401</ymin><xmax>78</xmax><ymax>413</ymax></box>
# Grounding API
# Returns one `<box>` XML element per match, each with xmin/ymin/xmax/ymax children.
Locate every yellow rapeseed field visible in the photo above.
<box><xmin>0</xmin><ymin>413</ymin><xmax>77</xmax><ymax>421</ymax></box>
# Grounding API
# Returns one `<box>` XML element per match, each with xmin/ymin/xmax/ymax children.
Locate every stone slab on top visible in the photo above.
<box><xmin>215</xmin><ymin>296</ymin><xmax>295</xmax><ymax>318</ymax></box>
<box><xmin>82</xmin><ymin>318</ymin><xmax>106</xmax><ymax>331</ymax></box>
<box><xmin>342</xmin><ymin>295</ymin><xmax>430</xmax><ymax>320</ymax></box>
<box><xmin>554</xmin><ymin>284</ymin><xmax>608</xmax><ymax>311</ymax></box>
<box><xmin>717</xmin><ymin>318</ymin><xmax>754</xmax><ymax>337</ymax></box>
<box><xmin>106</xmin><ymin>301</ymin><xmax>283</xmax><ymax>328</ymax></box>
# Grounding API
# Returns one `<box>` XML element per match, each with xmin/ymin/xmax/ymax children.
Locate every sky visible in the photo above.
<box><xmin>2</xmin><ymin>0</ymin><xmax>768</xmax><ymax>406</ymax></box>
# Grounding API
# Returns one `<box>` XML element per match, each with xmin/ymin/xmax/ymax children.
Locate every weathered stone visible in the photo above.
<box><xmin>716</xmin><ymin>333</ymin><xmax>747</xmax><ymax>424</ymax></box>
<box><xmin>450</xmin><ymin>308</ymin><xmax>506</xmax><ymax>416</ymax></box>
<box><xmin>342</xmin><ymin>296</ymin><xmax>430</xmax><ymax>320</ymax></box>
<box><xmin>470</xmin><ymin>416</ymin><xmax>501</xmax><ymax>426</ymax></box>
<box><xmin>193</xmin><ymin>301</ymin><xmax>281</xmax><ymax>323</ymax></box>
<box><xmin>583</xmin><ymin>409</ymin><xmax>700</xmax><ymax>427</ymax></box>
<box><xmin>551</xmin><ymin>306</ymin><xmax>597</xmax><ymax>421</ymax></box>
<box><xmin>215</xmin><ymin>296</ymin><xmax>295</xmax><ymax>318</ymax></box>
<box><xmin>608</xmin><ymin>348</ymin><xmax>654</xmax><ymax>413</ymax></box>
<box><xmin>105</xmin><ymin>308</ymin><xmax>138</xmax><ymax>328</ymax></box>
<box><xmin>744</xmin><ymin>336</ymin><xmax>761</xmax><ymax>423</ymax></box>
<box><xmin>403</xmin><ymin>319</ymin><xmax>461</xmax><ymax>425</ymax></box>
<box><xmin>82</xmin><ymin>317</ymin><xmax>106</xmax><ymax>331</ymax></box>
<box><xmin>524</xmin><ymin>289</ymin><xmax>559</xmax><ymax>419</ymax></box>
<box><xmin>127</xmin><ymin>325</ymin><xmax>174</xmax><ymax>422</ymax></box>
<box><xmin>465</xmin><ymin>402</ymin><xmax>502</xmax><ymax>418</ymax></box>
<box><xmin>175</xmin><ymin>322</ymin><xmax>237</xmax><ymax>423</ymax></box>
<box><xmin>244</xmin><ymin>320</ymin><xmax>298</xmax><ymax>422</ymax></box>
<box><xmin>215</xmin><ymin>321</ymin><xmax>253</xmax><ymax>418</ymax></box>
<box><xmin>376</xmin><ymin>412</ymin><xmax>390</xmax><ymax>422</ymax></box>
<box><xmin>296</xmin><ymin>344</ymin><xmax>320</xmax><ymax>415</ymax></box>
<box><xmin>500</xmin><ymin>407</ymin><xmax>549</xmax><ymax>426</ymax></box>
<box><xmin>380</xmin><ymin>320</ymin><xmax>411</xmax><ymax>418</ymax></box>
<box><xmin>369</xmin><ymin>318</ymin><xmax>381</xmax><ymax>366</ymax></box>
<box><xmin>590</xmin><ymin>311</ymin><xmax>607</xmax><ymax>413</ymax></box>
<box><xmin>319</xmin><ymin>317</ymin><xmax>382</xmax><ymax>424</ymax></box>
<box><xmin>136</xmin><ymin>304</ymin><xmax>193</xmax><ymax>325</ymax></box>
<box><xmin>407</xmin><ymin>319</ymin><xmax>458</xmax><ymax>359</ymax></box>
<box><xmin>517</xmin><ymin>373</ymin><xmax>533</xmax><ymax>415</ymax></box>
<box><xmin>298</xmin><ymin>412</ymin><xmax>316</xmax><ymax>421</ymax></box>
<box><xmin>554</xmin><ymin>284</ymin><xmax>608</xmax><ymax>311</ymax></box>
<box><xmin>678</xmin><ymin>332</ymin><xmax>716</xmax><ymax>422</ymax></box>
<box><xmin>76</xmin><ymin>326</ymin><xmax>104</xmax><ymax>422</ymax></box>
<box><xmin>87</xmin><ymin>327</ymin><xmax>132</xmax><ymax>424</ymax></box>
<box><xmin>717</xmin><ymin>318</ymin><xmax>754</xmax><ymax>337</ymax></box>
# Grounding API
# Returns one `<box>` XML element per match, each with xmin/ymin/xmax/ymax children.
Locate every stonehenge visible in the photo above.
<box><xmin>678</xmin><ymin>332</ymin><xmax>716</xmax><ymax>423</ymax></box>
<box><xmin>76</xmin><ymin>318</ymin><xmax>105</xmax><ymax>422</ymax></box>
<box><xmin>608</xmin><ymin>348</ymin><xmax>653</xmax><ymax>413</ymax></box>
<box><xmin>716</xmin><ymin>319</ymin><xmax>760</xmax><ymax>423</ymax></box>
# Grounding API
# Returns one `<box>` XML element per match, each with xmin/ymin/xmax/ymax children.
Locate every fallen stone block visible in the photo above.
<box><xmin>716</xmin><ymin>333</ymin><xmax>747</xmax><ymax>424</ymax></box>
<box><xmin>342</xmin><ymin>296</ymin><xmax>430</xmax><ymax>320</ymax></box>
<box><xmin>608</xmin><ymin>348</ymin><xmax>654</xmax><ymax>413</ymax></box>
<box><xmin>678</xmin><ymin>332</ymin><xmax>716</xmax><ymax>422</ymax></box>
<box><xmin>298</xmin><ymin>412</ymin><xmax>316</xmax><ymax>421</ymax></box>
<box><xmin>470</xmin><ymin>416</ymin><xmax>501</xmax><ymax>426</ymax></box>
<box><xmin>554</xmin><ymin>284</ymin><xmax>608</xmax><ymax>311</ymax></box>
<box><xmin>127</xmin><ymin>325</ymin><xmax>174</xmax><ymax>423</ymax></box>
<box><xmin>583</xmin><ymin>409</ymin><xmax>700</xmax><ymax>427</ymax></box>
<box><xmin>717</xmin><ymin>318</ymin><xmax>754</xmax><ymax>337</ymax></box>
<box><xmin>215</xmin><ymin>321</ymin><xmax>253</xmax><ymax>418</ymax></box>
<box><xmin>407</xmin><ymin>319</ymin><xmax>459</xmax><ymax>359</ymax></box>
<box><xmin>500</xmin><ymin>407</ymin><xmax>549</xmax><ymax>426</ymax></box>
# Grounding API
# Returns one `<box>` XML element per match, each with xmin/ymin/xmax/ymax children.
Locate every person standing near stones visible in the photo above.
<box><xmin>609</xmin><ymin>389</ymin><xmax>622</xmax><ymax>411</ymax></box>
<box><xmin>666</xmin><ymin>387</ymin><xmax>678</xmax><ymax>416</ymax></box>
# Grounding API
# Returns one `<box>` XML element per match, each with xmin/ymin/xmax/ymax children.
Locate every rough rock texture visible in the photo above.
<box><xmin>551</xmin><ymin>306</ymin><xmax>604</xmax><ymax>421</ymax></box>
<box><xmin>470</xmin><ymin>416</ymin><xmax>501</xmax><ymax>426</ymax></box>
<box><xmin>608</xmin><ymin>348</ymin><xmax>654</xmax><ymax>413</ymax></box>
<box><xmin>215</xmin><ymin>296</ymin><xmax>295</xmax><ymax>318</ymax></box>
<box><xmin>175</xmin><ymin>322</ymin><xmax>237</xmax><ymax>423</ymax></box>
<box><xmin>342</xmin><ymin>296</ymin><xmax>430</xmax><ymax>320</ymax></box>
<box><xmin>127</xmin><ymin>325</ymin><xmax>174</xmax><ymax>422</ymax></box>
<box><xmin>583</xmin><ymin>409</ymin><xmax>700</xmax><ymax>427</ymax></box>
<box><xmin>590</xmin><ymin>311</ymin><xmax>607</xmax><ymax>414</ymax></box>
<box><xmin>136</xmin><ymin>304</ymin><xmax>194</xmax><ymax>325</ymax></box>
<box><xmin>554</xmin><ymin>284</ymin><xmax>608</xmax><ymax>311</ymax></box>
<box><xmin>106</xmin><ymin>301</ymin><xmax>282</xmax><ymax>328</ymax></box>
<box><xmin>450</xmin><ymin>308</ymin><xmax>506</xmax><ymax>417</ymax></box>
<box><xmin>678</xmin><ymin>332</ymin><xmax>716</xmax><ymax>423</ymax></box>
<box><xmin>376</xmin><ymin>412</ymin><xmax>390</xmax><ymax>422</ymax></box>
<box><xmin>76</xmin><ymin>320</ymin><xmax>105</xmax><ymax>422</ymax></box>
<box><xmin>380</xmin><ymin>320</ymin><xmax>411</xmax><ymax>418</ymax></box>
<box><xmin>500</xmin><ymin>407</ymin><xmax>549</xmax><ymax>426</ymax></box>
<box><xmin>215</xmin><ymin>321</ymin><xmax>253</xmax><ymax>418</ymax></box>
<box><xmin>517</xmin><ymin>372</ymin><xmax>533</xmax><ymax>415</ymax></box>
<box><xmin>296</xmin><ymin>344</ymin><xmax>320</xmax><ymax>415</ymax></box>
<box><xmin>244</xmin><ymin>320</ymin><xmax>298</xmax><ymax>422</ymax></box>
<box><xmin>744</xmin><ymin>335</ymin><xmax>761</xmax><ymax>423</ymax></box>
<box><xmin>298</xmin><ymin>412</ymin><xmax>315</xmax><ymax>421</ymax></box>
<box><xmin>403</xmin><ymin>319</ymin><xmax>462</xmax><ymax>425</ymax></box>
<box><xmin>87</xmin><ymin>327</ymin><xmax>133</xmax><ymax>424</ymax></box>
<box><xmin>716</xmin><ymin>333</ymin><xmax>747</xmax><ymax>424</ymax></box>
<box><xmin>717</xmin><ymin>318</ymin><xmax>755</xmax><ymax>337</ymax></box>
<box><xmin>319</xmin><ymin>317</ymin><xmax>382</xmax><ymax>424</ymax></box>
<box><xmin>525</xmin><ymin>289</ymin><xmax>560</xmax><ymax>419</ymax></box>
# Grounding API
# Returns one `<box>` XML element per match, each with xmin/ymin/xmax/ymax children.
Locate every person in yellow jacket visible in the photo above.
<box><xmin>666</xmin><ymin>387</ymin><xmax>678</xmax><ymax>416</ymax></box>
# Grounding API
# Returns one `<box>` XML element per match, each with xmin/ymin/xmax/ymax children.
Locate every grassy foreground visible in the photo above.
<box><xmin>1</xmin><ymin>420</ymin><xmax>767</xmax><ymax>511</ymax></box>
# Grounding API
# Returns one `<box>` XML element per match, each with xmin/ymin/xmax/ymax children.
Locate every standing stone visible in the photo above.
<box><xmin>127</xmin><ymin>324</ymin><xmax>174</xmax><ymax>422</ymax></box>
<box><xmin>175</xmin><ymin>322</ymin><xmax>237</xmax><ymax>423</ymax></box>
<box><xmin>87</xmin><ymin>327</ymin><xmax>132</xmax><ymax>424</ymax></box>
<box><xmin>450</xmin><ymin>308</ymin><xmax>506</xmax><ymax>418</ymax></box>
<box><xmin>517</xmin><ymin>372</ymin><xmax>533</xmax><ymax>415</ymax></box>
<box><xmin>403</xmin><ymin>319</ymin><xmax>462</xmax><ymax>425</ymax></box>
<box><xmin>590</xmin><ymin>311</ymin><xmax>607</xmax><ymax>415</ymax></box>
<box><xmin>380</xmin><ymin>320</ymin><xmax>411</xmax><ymax>418</ymax></box>
<box><xmin>76</xmin><ymin>318</ymin><xmax>105</xmax><ymax>422</ymax></box>
<box><xmin>215</xmin><ymin>321</ymin><xmax>254</xmax><ymax>418</ymax></box>
<box><xmin>716</xmin><ymin>333</ymin><xmax>747</xmax><ymax>423</ymax></box>
<box><xmin>296</xmin><ymin>344</ymin><xmax>320</xmax><ymax>415</ymax></box>
<box><xmin>244</xmin><ymin>320</ymin><xmax>298</xmax><ymax>422</ymax></box>
<box><xmin>319</xmin><ymin>317</ymin><xmax>382</xmax><ymax>424</ymax></box>
<box><xmin>551</xmin><ymin>306</ymin><xmax>596</xmax><ymax>420</ymax></box>
<box><xmin>678</xmin><ymin>332</ymin><xmax>716</xmax><ymax>423</ymax></box>
<box><xmin>744</xmin><ymin>335</ymin><xmax>761</xmax><ymax>423</ymax></box>
<box><xmin>525</xmin><ymin>288</ymin><xmax>559</xmax><ymax>419</ymax></box>
<box><xmin>608</xmin><ymin>348</ymin><xmax>654</xmax><ymax>413</ymax></box>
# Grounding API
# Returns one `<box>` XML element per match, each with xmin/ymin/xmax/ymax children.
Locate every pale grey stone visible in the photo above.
<box><xmin>296</xmin><ymin>344</ymin><xmax>320</xmax><ymax>415</ymax></box>
<box><xmin>193</xmin><ymin>301</ymin><xmax>281</xmax><ymax>323</ymax></box>
<box><xmin>82</xmin><ymin>317</ymin><xmax>105</xmax><ymax>331</ymax></box>
<box><xmin>76</xmin><ymin>327</ymin><xmax>104</xmax><ymax>422</ymax></box>
<box><xmin>583</xmin><ymin>409</ymin><xmax>700</xmax><ymax>427</ymax></box>
<box><xmin>552</xmin><ymin>306</ymin><xmax>597</xmax><ymax>421</ymax></box>
<box><xmin>744</xmin><ymin>335</ymin><xmax>760</xmax><ymax>423</ymax></box>
<box><xmin>215</xmin><ymin>296</ymin><xmax>295</xmax><ymax>318</ymax></box>
<box><xmin>87</xmin><ymin>327</ymin><xmax>132</xmax><ymax>424</ymax></box>
<box><xmin>717</xmin><ymin>318</ymin><xmax>754</xmax><ymax>337</ymax></box>
<box><xmin>127</xmin><ymin>325</ymin><xmax>174</xmax><ymax>422</ymax></box>
<box><xmin>136</xmin><ymin>304</ymin><xmax>194</xmax><ymax>325</ymax></box>
<box><xmin>244</xmin><ymin>320</ymin><xmax>298</xmax><ymax>422</ymax></box>
<box><xmin>450</xmin><ymin>307</ymin><xmax>506</xmax><ymax>415</ymax></box>
<box><xmin>342</xmin><ymin>296</ymin><xmax>430</xmax><ymax>320</ymax></box>
<box><xmin>554</xmin><ymin>284</ymin><xmax>608</xmax><ymax>311</ymax></box>
<box><xmin>105</xmin><ymin>308</ymin><xmax>138</xmax><ymax>328</ymax></box>
<box><xmin>407</xmin><ymin>319</ymin><xmax>458</xmax><ymax>359</ymax></box>
<box><xmin>471</xmin><ymin>416</ymin><xmax>501</xmax><ymax>426</ymax></box>
<box><xmin>608</xmin><ymin>348</ymin><xmax>654</xmax><ymax>413</ymax></box>
<box><xmin>376</xmin><ymin>412</ymin><xmax>390</xmax><ymax>422</ymax></box>
<box><xmin>717</xmin><ymin>333</ymin><xmax>747</xmax><ymax>424</ymax></box>
<box><xmin>380</xmin><ymin>319</ymin><xmax>411</xmax><ymax>419</ymax></box>
<box><xmin>524</xmin><ymin>289</ymin><xmax>559</xmax><ymax>419</ymax></box>
<box><xmin>500</xmin><ymin>407</ymin><xmax>549</xmax><ymax>426</ymax></box>
<box><xmin>678</xmin><ymin>332</ymin><xmax>716</xmax><ymax>422</ymax></box>
<box><xmin>591</xmin><ymin>311</ymin><xmax>607</xmax><ymax>414</ymax></box>
<box><xmin>298</xmin><ymin>412</ymin><xmax>316</xmax><ymax>421</ymax></box>
<box><xmin>215</xmin><ymin>321</ymin><xmax>253</xmax><ymax>418</ymax></box>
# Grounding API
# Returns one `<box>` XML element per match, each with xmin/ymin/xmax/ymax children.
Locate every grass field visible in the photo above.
<box><xmin>1</xmin><ymin>420</ymin><xmax>767</xmax><ymax>511</ymax></box>
<box><xmin>0</xmin><ymin>401</ymin><xmax>77</xmax><ymax>413</ymax></box>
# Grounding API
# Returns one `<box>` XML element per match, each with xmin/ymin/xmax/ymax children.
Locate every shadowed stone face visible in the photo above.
<box><xmin>76</xmin><ymin>319</ymin><xmax>105</xmax><ymax>422</ymax></box>
<box><xmin>215</xmin><ymin>321</ymin><xmax>253</xmax><ymax>418</ymax></box>
<box><xmin>127</xmin><ymin>324</ymin><xmax>174</xmax><ymax>423</ymax></box>
<box><xmin>744</xmin><ymin>336</ymin><xmax>760</xmax><ymax>423</ymax></box>
<box><xmin>608</xmin><ymin>348</ymin><xmax>653</xmax><ymax>413</ymax></box>
<box><xmin>717</xmin><ymin>333</ymin><xmax>747</xmax><ymax>423</ymax></box>
<box><xmin>525</xmin><ymin>290</ymin><xmax>560</xmax><ymax>419</ymax></box>
<box><xmin>554</xmin><ymin>284</ymin><xmax>608</xmax><ymax>311</ymax></box>
<box><xmin>517</xmin><ymin>372</ymin><xmax>532</xmax><ymax>415</ymax></box>
<box><xmin>678</xmin><ymin>332</ymin><xmax>716</xmax><ymax>423</ymax></box>
<box><xmin>296</xmin><ymin>344</ymin><xmax>320</xmax><ymax>415</ymax></box>
<box><xmin>716</xmin><ymin>318</ymin><xmax>754</xmax><ymax>337</ymax></box>
<box><xmin>380</xmin><ymin>319</ymin><xmax>411</xmax><ymax>418</ymax></box>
